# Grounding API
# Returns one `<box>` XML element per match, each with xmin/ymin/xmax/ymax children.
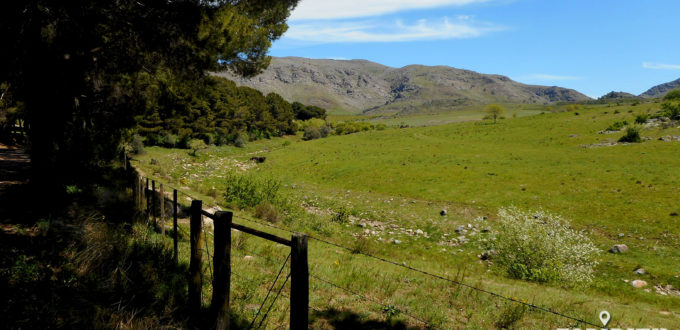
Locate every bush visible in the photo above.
<box><xmin>605</xmin><ymin>120</ymin><xmax>627</xmax><ymax>131</ymax></box>
<box><xmin>319</xmin><ymin>125</ymin><xmax>332</xmax><ymax>138</ymax></box>
<box><xmin>131</xmin><ymin>135</ymin><xmax>145</xmax><ymax>154</ymax></box>
<box><xmin>187</xmin><ymin>139</ymin><xmax>207</xmax><ymax>155</ymax></box>
<box><xmin>233</xmin><ymin>133</ymin><xmax>248</xmax><ymax>148</ymax></box>
<box><xmin>618</xmin><ymin>126</ymin><xmax>641</xmax><ymax>143</ymax></box>
<box><xmin>635</xmin><ymin>113</ymin><xmax>649</xmax><ymax>124</ymax></box>
<box><xmin>224</xmin><ymin>173</ymin><xmax>281</xmax><ymax>209</ymax></box>
<box><xmin>254</xmin><ymin>202</ymin><xmax>281</xmax><ymax>223</ymax></box>
<box><xmin>162</xmin><ymin>133</ymin><xmax>177</xmax><ymax>148</ymax></box>
<box><xmin>332</xmin><ymin>207</ymin><xmax>350</xmax><ymax>223</ymax></box>
<box><xmin>303</xmin><ymin>126</ymin><xmax>321</xmax><ymax>140</ymax></box>
<box><xmin>491</xmin><ymin>207</ymin><xmax>599</xmax><ymax>285</ymax></box>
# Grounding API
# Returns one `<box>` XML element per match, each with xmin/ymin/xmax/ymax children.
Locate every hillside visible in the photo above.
<box><xmin>215</xmin><ymin>57</ymin><xmax>591</xmax><ymax>115</ymax></box>
<box><xmin>640</xmin><ymin>77</ymin><xmax>680</xmax><ymax>98</ymax></box>
<box><xmin>598</xmin><ymin>91</ymin><xmax>640</xmax><ymax>101</ymax></box>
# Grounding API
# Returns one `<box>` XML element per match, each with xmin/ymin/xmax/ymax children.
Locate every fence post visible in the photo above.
<box><xmin>160</xmin><ymin>184</ymin><xmax>165</xmax><ymax>237</ymax></box>
<box><xmin>212</xmin><ymin>211</ymin><xmax>232</xmax><ymax>330</ymax></box>
<box><xmin>145</xmin><ymin>178</ymin><xmax>150</xmax><ymax>221</ymax></box>
<box><xmin>152</xmin><ymin>180</ymin><xmax>157</xmax><ymax>228</ymax></box>
<box><xmin>173</xmin><ymin>189</ymin><xmax>178</xmax><ymax>264</ymax></box>
<box><xmin>189</xmin><ymin>200</ymin><xmax>204</xmax><ymax>321</ymax></box>
<box><xmin>290</xmin><ymin>234</ymin><xmax>309</xmax><ymax>329</ymax></box>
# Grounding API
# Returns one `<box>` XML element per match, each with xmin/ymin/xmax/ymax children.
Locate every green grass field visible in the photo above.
<box><xmin>135</xmin><ymin>102</ymin><xmax>680</xmax><ymax>329</ymax></box>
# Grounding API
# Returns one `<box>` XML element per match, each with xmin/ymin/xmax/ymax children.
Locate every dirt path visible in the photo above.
<box><xmin>0</xmin><ymin>143</ymin><xmax>30</xmax><ymax>190</ymax></box>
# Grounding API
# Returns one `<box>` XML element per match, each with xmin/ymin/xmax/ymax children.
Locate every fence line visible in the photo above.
<box><xmin>133</xmin><ymin>170</ymin><xmax>599</xmax><ymax>328</ymax></box>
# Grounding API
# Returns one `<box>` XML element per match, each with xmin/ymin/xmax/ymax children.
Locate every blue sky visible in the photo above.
<box><xmin>269</xmin><ymin>0</ymin><xmax>680</xmax><ymax>98</ymax></box>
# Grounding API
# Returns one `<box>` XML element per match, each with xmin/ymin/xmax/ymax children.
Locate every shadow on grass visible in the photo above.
<box><xmin>311</xmin><ymin>307</ymin><xmax>420</xmax><ymax>330</ymax></box>
<box><xmin>0</xmin><ymin>166</ymin><xmax>252</xmax><ymax>328</ymax></box>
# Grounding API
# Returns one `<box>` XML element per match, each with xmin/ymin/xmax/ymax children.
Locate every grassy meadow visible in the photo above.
<box><xmin>134</xmin><ymin>101</ymin><xmax>680</xmax><ymax>329</ymax></box>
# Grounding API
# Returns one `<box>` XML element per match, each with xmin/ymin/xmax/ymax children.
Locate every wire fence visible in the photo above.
<box><xmin>136</xmin><ymin>172</ymin><xmax>600</xmax><ymax>328</ymax></box>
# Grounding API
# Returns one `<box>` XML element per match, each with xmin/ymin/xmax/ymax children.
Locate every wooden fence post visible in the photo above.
<box><xmin>173</xmin><ymin>189</ymin><xmax>178</xmax><ymax>264</ymax></box>
<box><xmin>211</xmin><ymin>211</ymin><xmax>233</xmax><ymax>330</ymax></box>
<box><xmin>145</xmin><ymin>178</ymin><xmax>150</xmax><ymax>221</ymax></box>
<box><xmin>189</xmin><ymin>200</ymin><xmax>204</xmax><ymax>321</ymax></box>
<box><xmin>152</xmin><ymin>180</ymin><xmax>157</xmax><ymax>228</ymax></box>
<box><xmin>160</xmin><ymin>184</ymin><xmax>165</xmax><ymax>237</ymax></box>
<box><xmin>290</xmin><ymin>234</ymin><xmax>309</xmax><ymax>329</ymax></box>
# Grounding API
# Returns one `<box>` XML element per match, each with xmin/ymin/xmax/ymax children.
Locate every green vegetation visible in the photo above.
<box><xmin>618</xmin><ymin>126</ymin><xmax>642</xmax><ymax>143</ymax></box>
<box><xmin>135</xmin><ymin>101</ymin><xmax>680</xmax><ymax>328</ymax></box>
<box><xmin>661</xmin><ymin>89</ymin><xmax>680</xmax><ymax>119</ymax></box>
<box><xmin>491</xmin><ymin>207</ymin><xmax>599</xmax><ymax>285</ymax></box>
<box><xmin>484</xmin><ymin>103</ymin><xmax>506</xmax><ymax>123</ymax></box>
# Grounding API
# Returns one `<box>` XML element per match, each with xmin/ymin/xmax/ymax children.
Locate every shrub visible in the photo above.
<box><xmin>224</xmin><ymin>173</ymin><xmax>281</xmax><ymax>209</ymax></box>
<box><xmin>162</xmin><ymin>134</ymin><xmax>178</xmax><ymax>148</ymax></box>
<box><xmin>635</xmin><ymin>114</ymin><xmax>649</xmax><ymax>124</ymax></box>
<box><xmin>130</xmin><ymin>135</ymin><xmax>146</xmax><ymax>154</ymax></box>
<box><xmin>319</xmin><ymin>125</ymin><xmax>332</xmax><ymax>138</ymax></box>
<box><xmin>254</xmin><ymin>202</ymin><xmax>281</xmax><ymax>223</ymax></box>
<box><xmin>491</xmin><ymin>207</ymin><xmax>599</xmax><ymax>285</ymax></box>
<box><xmin>233</xmin><ymin>133</ymin><xmax>248</xmax><ymax>148</ymax></box>
<box><xmin>605</xmin><ymin>120</ymin><xmax>627</xmax><ymax>131</ymax></box>
<box><xmin>618</xmin><ymin>126</ymin><xmax>641</xmax><ymax>143</ymax></box>
<box><xmin>303</xmin><ymin>126</ymin><xmax>321</xmax><ymax>140</ymax></box>
<box><xmin>332</xmin><ymin>207</ymin><xmax>350</xmax><ymax>223</ymax></box>
<box><xmin>187</xmin><ymin>139</ymin><xmax>207</xmax><ymax>155</ymax></box>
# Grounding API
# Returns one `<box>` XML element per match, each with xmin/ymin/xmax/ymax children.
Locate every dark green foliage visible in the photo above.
<box><xmin>131</xmin><ymin>135</ymin><xmax>145</xmax><ymax>155</ymax></box>
<box><xmin>661</xmin><ymin>89</ymin><xmax>680</xmax><ymax>119</ymax></box>
<box><xmin>605</xmin><ymin>120</ymin><xmax>628</xmax><ymax>131</ymax></box>
<box><xmin>618</xmin><ymin>126</ymin><xmax>641</xmax><ymax>143</ymax></box>
<box><xmin>635</xmin><ymin>114</ymin><xmax>649</xmax><ymax>124</ymax></box>
<box><xmin>0</xmin><ymin>0</ymin><xmax>299</xmax><ymax>188</ymax></box>
<box><xmin>135</xmin><ymin>76</ymin><xmax>303</xmax><ymax>147</ymax></box>
<box><xmin>292</xmin><ymin>102</ymin><xmax>327</xmax><ymax>120</ymax></box>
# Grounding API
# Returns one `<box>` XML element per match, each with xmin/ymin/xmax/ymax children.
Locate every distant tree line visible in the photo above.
<box><xmin>135</xmin><ymin>75</ymin><xmax>325</xmax><ymax>149</ymax></box>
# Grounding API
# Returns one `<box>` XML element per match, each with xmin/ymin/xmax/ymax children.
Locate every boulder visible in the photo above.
<box><xmin>634</xmin><ymin>268</ymin><xmax>646</xmax><ymax>275</ymax></box>
<box><xmin>631</xmin><ymin>280</ymin><xmax>648</xmax><ymax>288</ymax></box>
<box><xmin>609</xmin><ymin>244</ymin><xmax>629</xmax><ymax>253</ymax></box>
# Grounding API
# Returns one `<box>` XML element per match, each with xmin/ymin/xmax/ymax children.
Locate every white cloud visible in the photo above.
<box><xmin>284</xmin><ymin>17</ymin><xmax>502</xmax><ymax>43</ymax></box>
<box><xmin>290</xmin><ymin>0</ymin><xmax>491</xmax><ymax>20</ymax></box>
<box><xmin>642</xmin><ymin>62</ymin><xmax>680</xmax><ymax>70</ymax></box>
<box><xmin>521</xmin><ymin>74</ymin><xmax>581</xmax><ymax>81</ymax></box>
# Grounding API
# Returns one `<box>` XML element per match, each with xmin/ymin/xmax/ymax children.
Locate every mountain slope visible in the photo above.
<box><xmin>640</xmin><ymin>77</ymin><xmax>680</xmax><ymax>98</ymax></box>
<box><xmin>215</xmin><ymin>57</ymin><xmax>591</xmax><ymax>115</ymax></box>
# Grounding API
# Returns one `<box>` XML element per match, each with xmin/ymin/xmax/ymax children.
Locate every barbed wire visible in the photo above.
<box><xmin>248</xmin><ymin>253</ymin><xmax>291</xmax><ymax>330</ymax></box>
<box><xmin>309</xmin><ymin>272</ymin><xmax>435</xmax><ymax>328</ymax></box>
<box><xmin>135</xmin><ymin>174</ymin><xmax>598</xmax><ymax>328</ymax></box>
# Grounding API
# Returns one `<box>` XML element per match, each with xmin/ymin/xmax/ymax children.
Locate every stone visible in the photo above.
<box><xmin>631</xmin><ymin>280</ymin><xmax>648</xmax><ymax>288</ymax></box>
<box><xmin>415</xmin><ymin>229</ymin><xmax>424</xmax><ymax>235</ymax></box>
<box><xmin>480</xmin><ymin>250</ymin><xmax>496</xmax><ymax>260</ymax></box>
<box><xmin>618</xmin><ymin>233</ymin><xmax>625</xmax><ymax>238</ymax></box>
<box><xmin>455</xmin><ymin>225</ymin><xmax>467</xmax><ymax>234</ymax></box>
<box><xmin>457</xmin><ymin>235</ymin><xmax>468</xmax><ymax>243</ymax></box>
<box><xmin>393</xmin><ymin>239</ymin><xmax>402</xmax><ymax>245</ymax></box>
<box><xmin>634</xmin><ymin>268</ymin><xmax>645</xmax><ymax>275</ymax></box>
<box><xmin>244</xmin><ymin>255</ymin><xmax>255</xmax><ymax>261</ymax></box>
<box><xmin>609</xmin><ymin>244</ymin><xmax>629</xmax><ymax>253</ymax></box>
<box><xmin>440</xmin><ymin>209</ymin><xmax>447</xmax><ymax>216</ymax></box>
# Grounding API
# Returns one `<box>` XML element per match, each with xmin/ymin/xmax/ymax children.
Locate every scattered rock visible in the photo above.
<box><xmin>415</xmin><ymin>229</ymin><xmax>424</xmax><ymax>235</ymax></box>
<box><xmin>244</xmin><ymin>255</ymin><xmax>255</xmax><ymax>261</ymax></box>
<box><xmin>455</xmin><ymin>225</ymin><xmax>467</xmax><ymax>234</ymax></box>
<box><xmin>632</xmin><ymin>280</ymin><xmax>648</xmax><ymax>288</ymax></box>
<box><xmin>457</xmin><ymin>235</ymin><xmax>468</xmax><ymax>244</ymax></box>
<box><xmin>618</xmin><ymin>233</ymin><xmax>625</xmax><ymax>238</ymax></box>
<box><xmin>393</xmin><ymin>239</ymin><xmax>402</xmax><ymax>245</ymax></box>
<box><xmin>634</xmin><ymin>268</ymin><xmax>646</xmax><ymax>275</ymax></box>
<box><xmin>654</xmin><ymin>284</ymin><xmax>680</xmax><ymax>297</ymax></box>
<box><xmin>609</xmin><ymin>244</ymin><xmax>629</xmax><ymax>253</ymax></box>
<box><xmin>440</xmin><ymin>209</ymin><xmax>447</xmax><ymax>216</ymax></box>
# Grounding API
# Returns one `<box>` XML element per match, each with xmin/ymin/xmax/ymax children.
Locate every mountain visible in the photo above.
<box><xmin>215</xmin><ymin>57</ymin><xmax>591</xmax><ymax>115</ymax></box>
<box><xmin>598</xmin><ymin>91</ymin><xmax>640</xmax><ymax>101</ymax></box>
<box><xmin>640</xmin><ymin>78</ymin><xmax>680</xmax><ymax>98</ymax></box>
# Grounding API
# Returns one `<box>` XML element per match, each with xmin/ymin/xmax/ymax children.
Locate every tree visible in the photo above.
<box><xmin>661</xmin><ymin>89</ymin><xmax>680</xmax><ymax>119</ymax></box>
<box><xmin>188</xmin><ymin>139</ymin><xmax>207</xmax><ymax>156</ymax></box>
<box><xmin>485</xmin><ymin>104</ymin><xmax>506</xmax><ymax>124</ymax></box>
<box><xmin>0</xmin><ymin>0</ymin><xmax>299</xmax><ymax>190</ymax></box>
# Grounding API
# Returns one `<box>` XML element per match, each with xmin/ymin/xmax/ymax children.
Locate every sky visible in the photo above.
<box><xmin>268</xmin><ymin>0</ymin><xmax>680</xmax><ymax>98</ymax></box>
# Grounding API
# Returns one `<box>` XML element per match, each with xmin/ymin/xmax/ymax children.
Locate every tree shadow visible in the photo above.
<box><xmin>311</xmin><ymin>307</ymin><xmax>421</xmax><ymax>330</ymax></box>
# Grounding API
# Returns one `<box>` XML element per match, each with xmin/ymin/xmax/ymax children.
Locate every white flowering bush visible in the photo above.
<box><xmin>491</xmin><ymin>207</ymin><xmax>599</xmax><ymax>286</ymax></box>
